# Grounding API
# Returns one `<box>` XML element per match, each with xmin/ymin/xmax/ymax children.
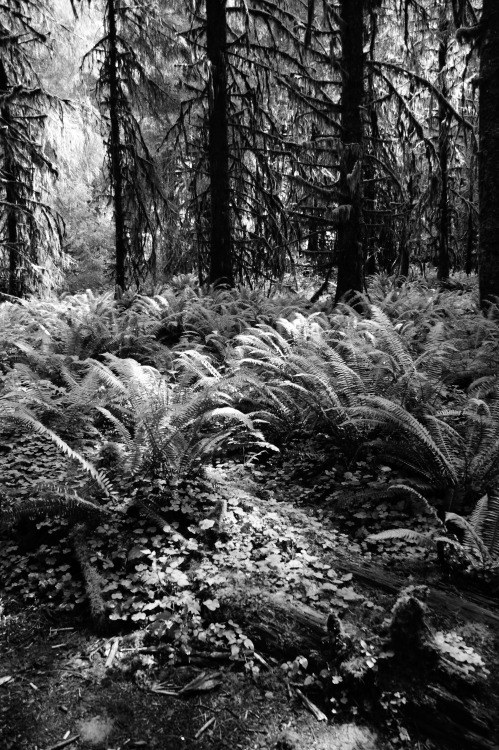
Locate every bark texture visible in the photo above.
<box><xmin>334</xmin><ymin>0</ymin><xmax>364</xmax><ymax>305</ymax></box>
<box><xmin>0</xmin><ymin>59</ymin><xmax>20</xmax><ymax>297</ymax></box>
<box><xmin>437</xmin><ymin>2</ymin><xmax>450</xmax><ymax>281</ymax></box>
<box><xmin>478</xmin><ymin>1</ymin><xmax>499</xmax><ymax>308</ymax></box>
<box><xmin>107</xmin><ymin>0</ymin><xmax>127</xmax><ymax>293</ymax></box>
<box><xmin>206</xmin><ymin>0</ymin><xmax>234</xmax><ymax>287</ymax></box>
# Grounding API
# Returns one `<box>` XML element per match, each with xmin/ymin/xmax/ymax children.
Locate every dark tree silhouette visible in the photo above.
<box><xmin>478</xmin><ymin>1</ymin><xmax>499</xmax><ymax>308</ymax></box>
<box><xmin>334</xmin><ymin>0</ymin><xmax>365</xmax><ymax>304</ymax></box>
<box><xmin>84</xmin><ymin>0</ymin><xmax>175</xmax><ymax>292</ymax></box>
<box><xmin>206</xmin><ymin>0</ymin><xmax>233</xmax><ymax>287</ymax></box>
<box><xmin>437</xmin><ymin>1</ymin><xmax>451</xmax><ymax>281</ymax></box>
<box><xmin>0</xmin><ymin>1</ymin><xmax>64</xmax><ymax>297</ymax></box>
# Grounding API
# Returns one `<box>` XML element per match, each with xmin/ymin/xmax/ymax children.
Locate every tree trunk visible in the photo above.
<box><xmin>478</xmin><ymin>1</ymin><xmax>499</xmax><ymax>309</ymax></box>
<box><xmin>437</xmin><ymin>3</ymin><xmax>450</xmax><ymax>281</ymax></box>
<box><xmin>206</xmin><ymin>0</ymin><xmax>234</xmax><ymax>287</ymax></box>
<box><xmin>107</xmin><ymin>0</ymin><xmax>127</xmax><ymax>294</ymax></box>
<box><xmin>397</xmin><ymin>226</ymin><xmax>410</xmax><ymax>279</ymax></box>
<box><xmin>0</xmin><ymin>59</ymin><xmax>21</xmax><ymax>297</ymax></box>
<box><xmin>334</xmin><ymin>0</ymin><xmax>364</xmax><ymax>305</ymax></box>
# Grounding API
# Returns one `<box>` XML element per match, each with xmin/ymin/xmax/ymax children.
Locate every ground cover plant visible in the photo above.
<box><xmin>1</xmin><ymin>278</ymin><xmax>499</xmax><ymax>750</ymax></box>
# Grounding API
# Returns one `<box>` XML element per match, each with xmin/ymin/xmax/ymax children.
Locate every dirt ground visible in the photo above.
<box><xmin>0</xmin><ymin>604</ymin><xmax>383</xmax><ymax>750</ymax></box>
<box><xmin>2</xmin><ymin>451</ymin><xmax>499</xmax><ymax>750</ymax></box>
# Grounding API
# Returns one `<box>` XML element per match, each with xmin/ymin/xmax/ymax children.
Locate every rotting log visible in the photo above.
<box><xmin>226</xmin><ymin>593</ymin><xmax>328</xmax><ymax>661</ymax></box>
<box><xmin>405</xmin><ymin>685</ymin><xmax>499</xmax><ymax>750</ymax></box>
<box><xmin>339</xmin><ymin>562</ymin><xmax>499</xmax><ymax>627</ymax></box>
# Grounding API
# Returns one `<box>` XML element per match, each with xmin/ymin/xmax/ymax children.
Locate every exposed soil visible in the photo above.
<box><xmin>0</xmin><ymin>605</ymin><xmax>383</xmax><ymax>750</ymax></box>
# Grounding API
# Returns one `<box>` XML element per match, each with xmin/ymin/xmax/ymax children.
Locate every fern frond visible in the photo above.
<box><xmin>445</xmin><ymin>511</ymin><xmax>492</xmax><ymax>563</ymax></box>
<box><xmin>344</xmin><ymin>396</ymin><xmax>457</xmax><ymax>482</ymax></box>
<box><xmin>366</xmin><ymin>528</ymin><xmax>437</xmax><ymax>547</ymax></box>
<box><xmin>0</xmin><ymin>486</ymin><xmax>107</xmax><ymax>529</ymax></box>
<box><xmin>478</xmin><ymin>490</ymin><xmax>499</xmax><ymax>557</ymax></box>
<box><xmin>2</xmin><ymin>403</ymin><xmax>111</xmax><ymax>494</ymax></box>
<box><xmin>94</xmin><ymin>406</ymin><xmax>134</xmax><ymax>450</ymax></box>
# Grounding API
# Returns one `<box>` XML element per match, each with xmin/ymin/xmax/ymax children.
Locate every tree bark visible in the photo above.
<box><xmin>437</xmin><ymin>3</ymin><xmax>450</xmax><ymax>281</ymax></box>
<box><xmin>107</xmin><ymin>0</ymin><xmax>127</xmax><ymax>293</ymax></box>
<box><xmin>334</xmin><ymin>0</ymin><xmax>364</xmax><ymax>305</ymax></box>
<box><xmin>0</xmin><ymin>59</ymin><xmax>21</xmax><ymax>297</ymax></box>
<box><xmin>478</xmin><ymin>1</ymin><xmax>499</xmax><ymax>308</ymax></box>
<box><xmin>206</xmin><ymin>0</ymin><xmax>234</xmax><ymax>287</ymax></box>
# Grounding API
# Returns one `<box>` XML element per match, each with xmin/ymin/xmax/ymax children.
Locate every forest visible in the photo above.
<box><xmin>1</xmin><ymin>1</ymin><xmax>499</xmax><ymax>749</ymax></box>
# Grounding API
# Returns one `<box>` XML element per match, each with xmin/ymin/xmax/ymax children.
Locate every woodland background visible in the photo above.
<box><xmin>2</xmin><ymin>3</ymin><xmax>499</xmax><ymax>750</ymax></box>
<box><xmin>1</xmin><ymin>0</ymin><xmax>496</xmax><ymax>301</ymax></box>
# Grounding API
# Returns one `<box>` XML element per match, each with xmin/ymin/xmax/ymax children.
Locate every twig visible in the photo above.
<box><xmin>43</xmin><ymin>735</ymin><xmax>80</xmax><ymax>750</ymax></box>
<box><xmin>50</xmin><ymin>628</ymin><xmax>74</xmax><ymax>633</ymax></box>
<box><xmin>194</xmin><ymin>716</ymin><xmax>216</xmax><ymax>738</ymax></box>
<box><xmin>294</xmin><ymin>688</ymin><xmax>328</xmax><ymax>722</ymax></box>
<box><xmin>252</xmin><ymin>651</ymin><xmax>270</xmax><ymax>669</ymax></box>
<box><xmin>178</xmin><ymin>671</ymin><xmax>222</xmax><ymax>695</ymax></box>
<box><xmin>105</xmin><ymin>637</ymin><xmax>120</xmax><ymax>668</ymax></box>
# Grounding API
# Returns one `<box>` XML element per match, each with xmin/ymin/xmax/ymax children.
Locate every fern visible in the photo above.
<box><xmin>466</xmin><ymin>492</ymin><xmax>499</xmax><ymax>558</ymax></box>
<box><xmin>0</xmin><ymin>397</ymin><xmax>111</xmax><ymax>495</ymax></box>
<box><xmin>344</xmin><ymin>396</ymin><xmax>457</xmax><ymax>482</ymax></box>
<box><xmin>367</xmin><ymin>528</ymin><xmax>447</xmax><ymax>548</ymax></box>
<box><xmin>0</xmin><ymin>485</ymin><xmax>108</xmax><ymax>530</ymax></box>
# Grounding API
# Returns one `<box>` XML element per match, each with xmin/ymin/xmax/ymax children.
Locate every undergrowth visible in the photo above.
<box><xmin>1</xmin><ymin>274</ymin><xmax>499</xmax><ymax>632</ymax></box>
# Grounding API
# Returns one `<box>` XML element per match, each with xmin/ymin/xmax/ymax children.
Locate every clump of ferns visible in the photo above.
<box><xmin>228</xmin><ymin>318</ymin><xmax>358</xmax><ymax>444</ymax></box>
<box><xmin>1</xmin><ymin>356</ymin><xmax>102</xmax><ymax>447</ymax></box>
<box><xmin>330</xmin><ymin>302</ymin><xmax>448</xmax><ymax>411</ymax></box>
<box><xmin>78</xmin><ymin>354</ymin><xmax>276</xmax><ymax>515</ymax></box>
<box><xmin>366</xmin><ymin>489</ymin><xmax>499</xmax><ymax>580</ymax></box>
<box><xmin>176</xmin><ymin>349</ymin><xmax>301</xmax><ymax>448</ymax></box>
<box><xmin>55</xmin><ymin>294</ymin><xmax>168</xmax><ymax>367</ymax></box>
<box><xmin>427</xmin><ymin>310</ymin><xmax>499</xmax><ymax>390</ymax></box>
<box><xmin>0</xmin><ymin>379</ymin><xmax>112</xmax><ymax>494</ymax></box>
<box><xmin>344</xmin><ymin>379</ymin><xmax>499</xmax><ymax>528</ymax></box>
<box><xmin>223</xmin><ymin>309</ymin><xmax>443</xmax><ymax>459</ymax></box>
<box><xmin>4</xmin><ymin>290</ymin><xmax>169</xmax><ymax>369</ymax></box>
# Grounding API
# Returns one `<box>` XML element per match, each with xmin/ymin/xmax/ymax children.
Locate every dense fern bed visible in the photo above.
<box><xmin>1</xmin><ymin>278</ymin><xmax>499</xmax><ymax>748</ymax></box>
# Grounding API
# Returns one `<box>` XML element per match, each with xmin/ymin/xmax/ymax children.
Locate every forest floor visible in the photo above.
<box><xmin>1</xmin><ymin>437</ymin><xmax>499</xmax><ymax>750</ymax></box>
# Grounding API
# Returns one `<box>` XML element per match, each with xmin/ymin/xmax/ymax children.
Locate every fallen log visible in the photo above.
<box><xmin>405</xmin><ymin>685</ymin><xmax>499</xmax><ymax>750</ymax></box>
<box><xmin>244</xmin><ymin>595</ymin><xmax>327</xmax><ymax>659</ymax></box>
<box><xmin>339</xmin><ymin>562</ymin><xmax>499</xmax><ymax>627</ymax></box>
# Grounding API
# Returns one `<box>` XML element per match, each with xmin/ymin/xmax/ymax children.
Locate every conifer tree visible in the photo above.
<box><xmin>478</xmin><ymin>1</ymin><xmax>499</xmax><ymax>308</ymax></box>
<box><xmin>0</xmin><ymin>1</ymin><xmax>65</xmax><ymax>297</ymax></box>
<box><xmin>84</xmin><ymin>0</ymin><xmax>176</xmax><ymax>292</ymax></box>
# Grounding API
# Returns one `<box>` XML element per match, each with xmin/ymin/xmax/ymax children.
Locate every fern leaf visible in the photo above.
<box><xmin>366</xmin><ymin>528</ymin><xmax>436</xmax><ymax>547</ymax></box>
<box><xmin>480</xmin><ymin>490</ymin><xmax>499</xmax><ymax>557</ymax></box>
<box><xmin>5</xmin><ymin>406</ymin><xmax>111</xmax><ymax>494</ymax></box>
<box><xmin>0</xmin><ymin>487</ymin><xmax>107</xmax><ymax>529</ymax></box>
<box><xmin>445</xmin><ymin>511</ymin><xmax>492</xmax><ymax>562</ymax></box>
